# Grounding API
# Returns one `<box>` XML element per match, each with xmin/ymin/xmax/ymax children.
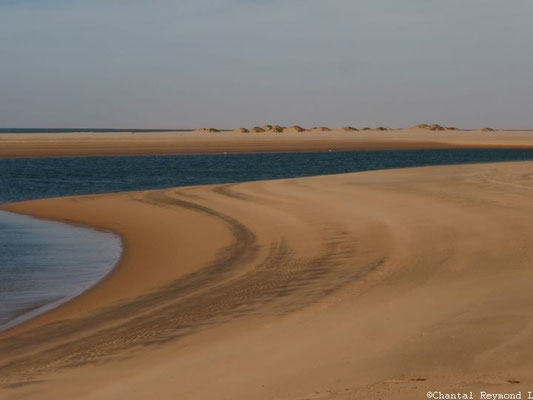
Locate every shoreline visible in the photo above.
<box><xmin>5</xmin><ymin>143</ymin><xmax>533</xmax><ymax>160</ymax></box>
<box><xmin>1</xmin><ymin>153</ymin><xmax>533</xmax><ymax>332</ymax></box>
<box><xmin>3</xmin><ymin>161</ymin><xmax>533</xmax><ymax>399</ymax></box>
<box><xmin>0</xmin><ymin>210</ymin><xmax>123</xmax><ymax>335</ymax></box>
<box><xmin>1</xmin><ymin>129</ymin><xmax>533</xmax><ymax>158</ymax></box>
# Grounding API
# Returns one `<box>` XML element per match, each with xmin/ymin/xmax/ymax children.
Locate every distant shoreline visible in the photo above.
<box><xmin>1</xmin><ymin>128</ymin><xmax>533</xmax><ymax>158</ymax></box>
<box><xmin>0</xmin><ymin>128</ymin><xmax>194</xmax><ymax>134</ymax></box>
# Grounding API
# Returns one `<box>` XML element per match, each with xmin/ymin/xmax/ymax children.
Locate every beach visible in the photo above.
<box><xmin>2</xmin><ymin>160</ymin><xmax>533</xmax><ymax>399</ymax></box>
<box><xmin>2</xmin><ymin>128</ymin><xmax>533</xmax><ymax>158</ymax></box>
<box><xmin>4</xmin><ymin>0</ymin><xmax>533</xmax><ymax>397</ymax></box>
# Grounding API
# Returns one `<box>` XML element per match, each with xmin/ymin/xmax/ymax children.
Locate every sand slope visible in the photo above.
<box><xmin>2</xmin><ymin>162</ymin><xmax>533</xmax><ymax>399</ymax></box>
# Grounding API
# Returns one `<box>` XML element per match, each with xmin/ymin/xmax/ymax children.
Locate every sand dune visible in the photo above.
<box><xmin>412</xmin><ymin>124</ymin><xmax>461</xmax><ymax>131</ymax></box>
<box><xmin>262</xmin><ymin>125</ymin><xmax>284</xmax><ymax>133</ymax></box>
<box><xmin>249</xmin><ymin>126</ymin><xmax>265</xmax><ymax>133</ymax></box>
<box><xmin>193</xmin><ymin>128</ymin><xmax>220</xmax><ymax>133</ymax></box>
<box><xmin>310</xmin><ymin>126</ymin><xmax>332</xmax><ymax>132</ymax></box>
<box><xmin>1</xmin><ymin>128</ymin><xmax>533</xmax><ymax>157</ymax></box>
<box><xmin>3</xmin><ymin>161</ymin><xmax>533</xmax><ymax>399</ymax></box>
<box><xmin>284</xmin><ymin>125</ymin><xmax>306</xmax><ymax>133</ymax></box>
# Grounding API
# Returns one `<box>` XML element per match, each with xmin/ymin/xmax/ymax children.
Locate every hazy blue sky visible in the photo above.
<box><xmin>1</xmin><ymin>0</ymin><xmax>532</xmax><ymax>129</ymax></box>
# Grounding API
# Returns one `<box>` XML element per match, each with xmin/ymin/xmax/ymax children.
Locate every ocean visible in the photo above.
<box><xmin>0</xmin><ymin>211</ymin><xmax>121</xmax><ymax>331</ymax></box>
<box><xmin>2</xmin><ymin>148</ymin><xmax>533</xmax><ymax>331</ymax></box>
<box><xmin>0</xmin><ymin>128</ymin><xmax>191</xmax><ymax>134</ymax></box>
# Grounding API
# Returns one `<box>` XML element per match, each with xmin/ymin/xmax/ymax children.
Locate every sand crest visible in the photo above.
<box><xmin>340</xmin><ymin>126</ymin><xmax>359</xmax><ymax>131</ymax></box>
<box><xmin>412</xmin><ymin>124</ymin><xmax>458</xmax><ymax>131</ymax></box>
<box><xmin>249</xmin><ymin>126</ymin><xmax>265</xmax><ymax>133</ymax></box>
<box><xmin>261</xmin><ymin>125</ymin><xmax>284</xmax><ymax>132</ymax></box>
<box><xmin>284</xmin><ymin>125</ymin><xmax>306</xmax><ymax>133</ymax></box>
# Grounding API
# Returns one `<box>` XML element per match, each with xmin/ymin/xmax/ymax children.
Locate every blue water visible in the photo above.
<box><xmin>2</xmin><ymin>148</ymin><xmax>533</xmax><ymax>330</ymax></box>
<box><xmin>3</xmin><ymin>148</ymin><xmax>533</xmax><ymax>204</ymax></box>
<box><xmin>0</xmin><ymin>211</ymin><xmax>121</xmax><ymax>331</ymax></box>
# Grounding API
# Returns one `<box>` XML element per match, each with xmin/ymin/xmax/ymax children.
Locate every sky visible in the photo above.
<box><xmin>1</xmin><ymin>0</ymin><xmax>532</xmax><ymax>129</ymax></box>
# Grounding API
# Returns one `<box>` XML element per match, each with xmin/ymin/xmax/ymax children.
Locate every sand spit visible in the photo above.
<box><xmin>3</xmin><ymin>162</ymin><xmax>533</xmax><ymax>399</ymax></box>
<box><xmin>1</xmin><ymin>128</ymin><xmax>533</xmax><ymax>158</ymax></box>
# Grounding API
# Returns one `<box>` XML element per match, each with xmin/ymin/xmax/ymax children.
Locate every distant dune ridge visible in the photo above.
<box><xmin>229</xmin><ymin>124</ymin><xmax>487</xmax><ymax>133</ymax></box>
<box><xmin>222</xmin><ymin>124</ymin><xmax>500</xmax><ymax>134</ymax></box>
<box><xmin>193</xmin><ymin>128</ymin><xmax>220</xmax><ymax>133</ymax></box>
<box><xmin>249</xmin><ymin>127</ymin><xmax>265</xmax><ymax>133</ymax></box>
<box><xmin>284</xmin><ymin>125</ymin><xmax>306</xmax><ymax>133</ymax></box>
<box><xmin>262</xmin><ymin>125</ymin><xmax>284</xmax><ymax>133</ymax></box>
<box><xmin>412</xmin><ymin>124</ymin><xmax>446</xmax><ymax>131</ymax></box>
<box><xmin>412</xmin><ymin>124</ymin><xmax>472</xmax><ymax>131</ymax></box>
<box><xmin>411</xmin><ymin>124</ymin><xmax>501</xmax><ymax>132</ymax></box>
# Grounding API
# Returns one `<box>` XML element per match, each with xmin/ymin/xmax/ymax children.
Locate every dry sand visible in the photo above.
<box><xmin>2</xmin><ymin>161</ymin><xmax>533</xmax><ymax>399</ymax></box>
<box><xmin>1</xmin><ymin>128</ymin><xmax>533</xmax><ymax>158</ymax></box>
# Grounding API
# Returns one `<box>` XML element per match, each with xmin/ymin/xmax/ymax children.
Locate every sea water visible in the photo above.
<box><xmin>3</xmin><ymin>148</ymin><xmax>533</xmax><ymax>204</ymax></box>
<box><xmin>0</xmin><ymin>211</ymin><xmax>121</xmax><ymax>331</ymax></box>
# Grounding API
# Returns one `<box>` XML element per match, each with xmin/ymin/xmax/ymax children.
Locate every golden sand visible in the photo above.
<box><xmin>2</xmin><ymin>161</ymin><xmax>533</xmax><ymax>399</ymax></box>
<box><xmin>1</xmin><ymin>128</ymin><xmax>533</xmax><ymax>158</ymax></box>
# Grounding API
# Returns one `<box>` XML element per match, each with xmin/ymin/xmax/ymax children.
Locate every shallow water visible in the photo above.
<box><xmin>0</xmin><ymin>211</ymin><xmax>121</xmax><ymax>331</ymax></box>
<box><xmin>2</xmin><ymin>148</ymin><xmax>533</xmax><ymax>330</ymax></box>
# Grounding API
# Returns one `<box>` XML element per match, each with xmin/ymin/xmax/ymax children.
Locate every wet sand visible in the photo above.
<box><xmin>2</xmin><ymin>161</ymin><xmax>533</xmax><ymax>399</ymax></box>
<box><xmin>1</xmin><ymin>128</ymin><xmax>533</xmax><ymax>157</ymax></box>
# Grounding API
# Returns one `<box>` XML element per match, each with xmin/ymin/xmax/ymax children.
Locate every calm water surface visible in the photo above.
<box><xmin>0</xmin><ymin>211</ymin><xmax>120</xmax><ymax>331</ymax></box>
<box><xmin>3</xmin><ymin>148</ymin><xmax>533</xmax><ymax>204</ymax></box>
<box><xmin>2</xmin><ymin>148</ymin><xmax>533</xmax><ymax>330</ymax></box>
